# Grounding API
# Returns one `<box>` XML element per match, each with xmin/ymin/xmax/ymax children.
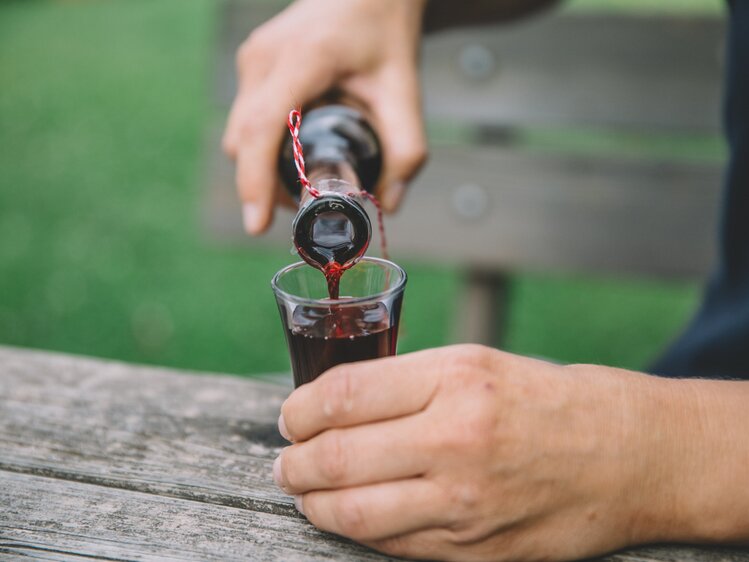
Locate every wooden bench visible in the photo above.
<box><xmin>203</xmin><ymin>0</ymin><xmax>724</xmax><ymax>345</ymax></box>
<box><xmin>3</xmin><ymin>345</ymin><xmax>749</xmax><ymax>560</ymax></box>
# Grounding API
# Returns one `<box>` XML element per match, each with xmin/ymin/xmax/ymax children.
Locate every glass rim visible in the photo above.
<box><xmin>271</xmin><ymin>256</ymin><xmax>407</xmax><ymax>307</ymax></box>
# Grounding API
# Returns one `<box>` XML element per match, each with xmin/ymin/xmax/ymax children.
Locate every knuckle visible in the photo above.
<box><xmin>445</xmin><ymin>525</ymin><xmax>486</xmax><ymax>546</ymax></box>
<box><xmin>236</xmin><ymin>30</ymin><xmax>268</xmax><ymax>66</ymax></box>
<box><xmin>279</xmin><ymin>449</ymin><xmax>301</xmax><ymax>490</ymax></box>
<box><xmin>332</xmin><ymin>494</ymin><xmax>369</xmax><ymax>538</ymax></box>
<box><xmin>441</xmin><ymin>482</ymin><xmax>485</xmax><ymax>530</ymax></box>
<box><xmin>238</xmin><ymin>119</ymin><xmax>260</xmax><ymax>142</ymax></box>
<box><xmin>371</xmin><ymin>535</ymin><xmax>414</xmax><ymax>558</ymax></box>
<box><xmin>447</xmin><ymin>481</ymin><xmax>481</xmax><ymax>512</ymax></box>
<box><xmin>448</xmin><ymin>344</ymin><xmax>494</xmax><ymax>373</ymax></box>
<box><xmin>221</xmin><ymin>132</ymin><xmax>237</xmax><ymax>158</ymax></box>
<box><xmin>427</xmin><ymin>349</ymin><xmax>499</xmax><ymax>455</ymax></box>
<box><xmin>317</xmin><ymin>430</ymin><xmax>349</xmax><ymax>483</ymax></box>
<box><xmin>320</xmin><ymin>368</ymin><xmax>355</xmax><ymax>421</ymax></box>
<box><xmin>406</xmin><ymin>144</ymin><xmax>428</xmax><ymax>171</ymax></box>
<box><xmin>392</xmin><ymin>143</ymin><xmax>428</xmax><ymax>177</ymax></box>
<box><xmin>449</xmin><ymin>526</ymin><xmax>524</xmax><ymax>559</ymax></box>
<box><xmin>304</xmin><ymin>27</ymin><xmax>336</xmax><ymax>58</ymax></box>
<box><xmin>235</xmin><ymin>41</ymin><xmax>253</xmax><ymax>69</ymax></box>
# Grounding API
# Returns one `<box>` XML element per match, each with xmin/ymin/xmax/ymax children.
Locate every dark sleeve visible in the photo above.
<box><xmin>423</xmin><ymin>0</ymin><xmax>561</xmax><ymax>33</ymax></box>
<box><xmin>651</xmin><ymin>0</ymin><xmax>749</xmax><ymax>380</ymax></box>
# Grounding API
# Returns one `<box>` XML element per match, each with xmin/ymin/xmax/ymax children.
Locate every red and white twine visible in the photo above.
<box><xmin>287</xmin><ymin>109</ymin><xmax>320</xmax><ymax>198</ymax></box>
<box><xmin>286</xmin><ymin>108</ymin><xmax>388</xmax><ymax>259</ymax></box>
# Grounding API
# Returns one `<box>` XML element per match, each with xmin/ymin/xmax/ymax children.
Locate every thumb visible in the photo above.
<box><xmin>370</xmin><ymin>67</ymin><xmax>427</xmax><ymax>213</ymax></box>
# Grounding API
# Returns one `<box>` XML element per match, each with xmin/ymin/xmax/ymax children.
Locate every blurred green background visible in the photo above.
<box><xmin>0</xmin><ymin>0</ymin><xmax>721</xmax><ymax>377</ymax></box>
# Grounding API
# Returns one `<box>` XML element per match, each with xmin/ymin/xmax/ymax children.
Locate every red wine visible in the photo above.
<box><xmin>323</xmin><ymin>261</ymin><xmax>345</xmax><ymax>300</ymax></box>
<box><xmin>285</xmin><ymin>302</ymin><xmax>397</xmax><ymax>386</ymax></box>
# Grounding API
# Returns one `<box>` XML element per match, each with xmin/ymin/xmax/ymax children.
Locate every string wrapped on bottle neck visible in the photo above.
<box><xmin>286</xmin><ymin>108</ymin><xmax>388</xmax><ymax>260</ymax></box>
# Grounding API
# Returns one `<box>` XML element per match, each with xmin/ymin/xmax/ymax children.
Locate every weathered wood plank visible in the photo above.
<box><xmin>204</xmin><ymin>139</ymin><xmax>722</xmax><ymax>279</ymax></box>
<box><xmin>0</xmin><ymin>471</ymin><xmax>395</xmax><ymax>561</ymax></box>
<box><xmin>0</xmin><ymin>346</ymin><xmax>292</xmax><ymax>515</ymax></box>
<box><xmin>420</xmin><ymin>13</ymin><xmax>723</xmax><ymax>133</ymax></box>
<box><xmin>2</xmin><ymin>347</ymin><xmax>749</xmax><ymax>561</ymax></box>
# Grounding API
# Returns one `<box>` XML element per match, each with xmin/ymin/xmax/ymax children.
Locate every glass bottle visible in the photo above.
<box><xmin>278</xmin><ymin>105</ymin><xmax>381</xmax><ymax>271</ymax></box>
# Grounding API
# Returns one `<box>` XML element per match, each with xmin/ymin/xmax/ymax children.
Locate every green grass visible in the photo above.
<box><xmin>0</xmin><ymin>0</ymin><xmax>704</xmax><ymax>377</ymax></box>
<box><xmin>505</xmin><ymin>272</ymin><xmax>699</xmax><ymax>369</ymax></box>
<box><xmin>566</xmin><ymin>0</ymin><xmax>723</xmax><ymax>15</ymax></box>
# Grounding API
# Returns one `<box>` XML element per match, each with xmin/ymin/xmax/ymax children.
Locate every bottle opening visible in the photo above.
<box><xmin>312</xmin><ymin>212</ymin><xmax>355</xmax><ymax>250</ymax></box>
<box><xmin>293</xmin><ymin>193</ymin><xmax>372</xmax><ymax>271</ymax></box>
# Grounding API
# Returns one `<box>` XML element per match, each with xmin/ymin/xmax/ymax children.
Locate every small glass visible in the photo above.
<box><xmin>272</xmin><ymin>257</ymin><xmax>407</xmax><ymax>388</ymax></box>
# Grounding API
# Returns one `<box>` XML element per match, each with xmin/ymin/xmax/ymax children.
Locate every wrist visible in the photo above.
<box><xmin>632</xmin><ymin>376</ymin><xmax>749</xmax><ymax>545</ymax></box>
<box><xmin>621</xmin><ymin>374</ymin><xmax>698</xmax><ymax>544</ymax></box>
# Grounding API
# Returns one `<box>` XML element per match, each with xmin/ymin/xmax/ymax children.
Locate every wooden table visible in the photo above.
<box><xmin>1</xmin><ymin>346</ymin><xmax>748</xmax><ymax>561</ymax></box>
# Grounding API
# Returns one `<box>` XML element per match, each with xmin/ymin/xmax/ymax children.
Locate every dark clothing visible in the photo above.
<box><xmin>652</xmin><ymin>0</ymin><xmax>749</xmax><ymax>379</ymax></box>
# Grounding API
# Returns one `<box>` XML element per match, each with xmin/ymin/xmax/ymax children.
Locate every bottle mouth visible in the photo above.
<box><xmin>311</xmin><ymin>211</ymin><xmax>355</xmax><ymax>249</ymax></box>
<box><xmin>292</xmin><ymin>193</ymin><xmax>372</xmax><ymax>270</ymax></box>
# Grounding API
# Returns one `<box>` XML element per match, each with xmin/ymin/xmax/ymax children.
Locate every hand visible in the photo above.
<box><xmin>273</xmin><ymin>345</ymin><xmax>689</xmax><ymax>561</ymax></box>
<box><xmin>222</xmin><ymin>0</ymin><xmax>428</xmax><ymax>234</ymax></box>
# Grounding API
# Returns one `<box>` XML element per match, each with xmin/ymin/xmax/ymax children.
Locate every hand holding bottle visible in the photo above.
<box><xmin>222</xmin><ymin>0</ymin><xmax>429</xmax><ymax>235</ymax></box>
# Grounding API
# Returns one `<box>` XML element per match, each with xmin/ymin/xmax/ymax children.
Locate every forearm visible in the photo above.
<box><xmin>423</xmin><ymin>0</ymin><xmax>561</xmax><ymax>33</ymax></box>
<box><xmin>652</xmin><ymin>377</ymin><xmax>749</xmax><ymax>545</ymax></box>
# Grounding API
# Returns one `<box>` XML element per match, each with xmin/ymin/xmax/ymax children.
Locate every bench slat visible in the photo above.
<box><xmin>0</xmin><ymin>346</ymin><xmax>291</xmax><ymax>515</ymax></box>
<box><xmin>215</xmin><ymin>1</ymin><xmax>723</xmax><ymax>132</ymax></box>
<box><xmin>421</xmin><ymin>13</ymin><xmax>723</xmax><ymax>133</ymax></box>
<box><xmin>2</xmin><ymin>347</ymin><xmax>746</xmax><ymax>561</ymax></box>
<box><xmin>0</xmin><ymin>471</ymin><xmax>393</xmax><ymax>561</ymax></box>
<box><xmin>205</xmin><ymin>137</ymin><xmax>722</xmax><ymax>279</ymax></box>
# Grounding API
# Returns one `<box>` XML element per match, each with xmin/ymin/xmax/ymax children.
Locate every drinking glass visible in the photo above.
<box><xmin>272</xmin><ymin>257</ymin><xmax>407</xmax><ymax>387</ymax></box>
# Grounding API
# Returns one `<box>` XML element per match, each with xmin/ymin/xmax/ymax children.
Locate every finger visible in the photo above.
<box><xmin>236</xmin><ymin>135</ymin><xmax>278</xmax><ymax>235</ymax></box>
<box><xmin>281</xmin><ymin>348</ymin><xmax>442</xmax><ymax>442</ymax></box>
<box><xmin>299</xmin><ymin>478</ymin><xmax>448</xmax><ymax>542</ymax></box>
<box><xmin>369</xmin><ymin>65</ymin><xmax>427</xmax><ymax>212</ymax></box>
<box><xmin>222</xmin><ymin>34</ymin><xmax>274</xmax><ymax>160</ymax></box>
<box><xmin>365</xmin><ymin>527</ymin><xmax>464</xmax><ymax>561</ymax></box>
<box><xmin>234</xmin><ymin>66</ymin><xmax>331</xmax><ymax>234</ymax></box>
<box><xmin>222</xmin><ymin>96</ymin><xmax>244</xmax><ymax>160</ymax></box>
<box><xmin>276</xmin><ymin>414</ymin><xmax>430</xmax><ymax>494</ymax></box>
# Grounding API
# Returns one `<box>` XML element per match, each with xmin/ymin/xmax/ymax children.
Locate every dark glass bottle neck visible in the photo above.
<box><xmin>281</xmin><ymin>105</ymin><xmax>380</xmax><ymax>271</ymax></box>
<box><xmin>279</xmin><ymin>105</ymin><xmax>382</xmax><ymax>200</ymax></box>
<box><xmin>299</xmin><ymin>161</ymin><xmax>361</xmax><ymax>207</ymax></box>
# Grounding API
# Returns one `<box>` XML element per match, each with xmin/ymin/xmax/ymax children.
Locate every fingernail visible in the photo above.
<box><xmin>242</xmin><ymin>203</ymin><xmax>261</xmax><ymax>234</ymax></box>
<box><xmin>294</xmin><ymin>494</ymin><xmax>305</xmax><ymax>516</ymax></box>
<box><xmin>278</xmin><ymin>413</ymin><xmax>291</xmax><ymax>442</ymax></box>
<box><xmin>382</xmin><ymin>180</ymin><xmax>405</xmax><ymax>212</ymax></box>
<box><xmin>273</xmin><ymin>454</ymin><xmax>285</xmax><ymax>490</ymax></box>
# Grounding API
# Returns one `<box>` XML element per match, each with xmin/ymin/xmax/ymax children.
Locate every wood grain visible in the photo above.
<box><xmin>0</xmin><ymin>471</ymin><xmax>394</xmax><ymax>561</ymax></box>
<box><xmin>0</xmin><ymin>346</ymin><xmax>292</xmax><ymax>515</ymax></box>
<box><xmin>0</xmin><ymin>346</ymin><xmax>391</xmax><ymax>558</ymax></box>
<box><xmin>2</xmin><ymin>346</ymin><xmax>749</xmax><ymax>560</ymax></box>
